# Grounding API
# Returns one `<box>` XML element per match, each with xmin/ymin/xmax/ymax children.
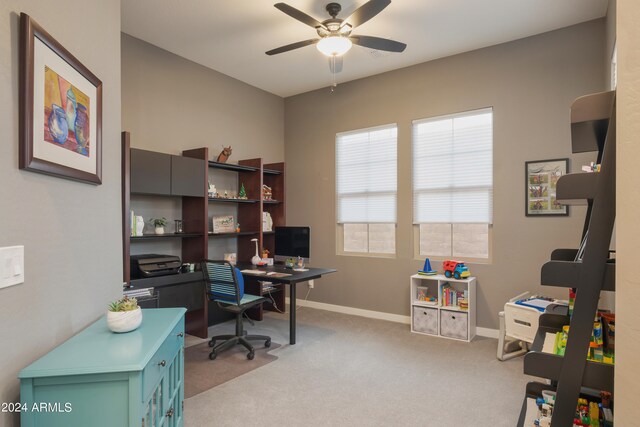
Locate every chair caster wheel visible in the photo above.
<box><xmin>247</xmin><ymin>351</ymin><xmax>255</xmax><ymax>360</ymax></box>
<box><xmin>265</xmin><ymin>339</ymin><xmax>271</xmax><ymax>348</ymax></box>
<box><xmin>209</xmin><ymin>351</ymin><xmax>217</xmax><ymax>360</ymax></box>
<box><xmin>208</xmin><ymin>340</ymin><xmax>215</xmax><ymax>348</ymax></box>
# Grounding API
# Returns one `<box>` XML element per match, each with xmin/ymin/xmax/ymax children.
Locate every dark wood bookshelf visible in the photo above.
<box><xmin>208</xmin><ymin>197</ymin><xmax>259</xmax><ymax>204</ymax></box>
<box><xmin>262</xmin><ymin>167</ymin><xmax>282</xmax><ymax>175</ymax></box>
<box><xmin>131</xmin><ymin>233</ymin><xmax>203</xmax><ymax>241</ymax></box>
<box><xmin>208</xmin><ymin>231</ymin><xmax>259</xmax><ymax>238</ymax></box>
<box><xmin>123</xmin><ymin>135</ymin><xmax>286</xmax><ymax>335</ymax></box>
<box><xmin>208</xmin><ymin>160</ymin><xmax>258</xmax><ymax>173</ymax></box>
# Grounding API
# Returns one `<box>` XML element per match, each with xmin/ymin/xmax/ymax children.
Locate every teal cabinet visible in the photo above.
<box><xmin>19</xmin><ymin>308</ymin><xmax>186</xmax><ymax>427</ymax></box>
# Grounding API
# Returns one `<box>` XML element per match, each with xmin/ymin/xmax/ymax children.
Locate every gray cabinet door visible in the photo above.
<box><xmin>171</xmin><ymin>155</ymin><xmax>205</xmax><ymax>197</ymax></box>
<box><xmin>131</xmin><ymin>149</ymin><xmax>171</xmax><ymax>195</ymax></box>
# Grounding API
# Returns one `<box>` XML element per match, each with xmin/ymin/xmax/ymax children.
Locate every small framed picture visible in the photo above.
<box><xmin>212</xmin><ymin>215</ymin><xmax>235</xmax><ymax>233</ymax></box>
<box><xmin>19</xmin><ymin>13</ymin><xmax>102</xmax><ymax>184</ymax></box>
<box><xmin>525</xmin><ymin>158</ymin><xmax>569</xmax><ymax>216</ymax></box>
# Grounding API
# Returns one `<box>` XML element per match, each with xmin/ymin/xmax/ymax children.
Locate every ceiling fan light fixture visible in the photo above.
<box><xmin>316</xmin><ymin>36</ymin><xmax>352</xmax><ymax>57</ymax></box>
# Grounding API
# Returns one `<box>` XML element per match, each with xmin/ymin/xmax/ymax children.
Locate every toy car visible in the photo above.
<box><xmin>442</xmin><ymin>260</ymin><xmax>470</xmax><ymax>280</ymax></box>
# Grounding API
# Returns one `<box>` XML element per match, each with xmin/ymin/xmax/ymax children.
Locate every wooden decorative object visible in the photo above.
<box><xmin>216</xmin><ymin>145</ymin><xmax>232</xmax><ymax>163</ymax></box>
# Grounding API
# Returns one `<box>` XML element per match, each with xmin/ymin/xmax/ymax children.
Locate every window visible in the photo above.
<box><xmin>412</xmin><ymin>109</ymin><xmax>493</xmax><ymax>260</ymax></box>
<box><xmin>336</xmin><ymin>124</ymin><xmax>397</xmax><ymax>255</ymax></box>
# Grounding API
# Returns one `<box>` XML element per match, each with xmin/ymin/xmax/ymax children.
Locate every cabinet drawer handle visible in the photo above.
<box><xmin>158</xmin><ymin>360</ymin><xmax>166</xmax><ymax>367</ymax></box>
<box><xmin>177</xmin><ymin>332</ymin><xmax>184</xmax><ymax>337</ymax></box>
<box><xmin>166</xmin><ymin>408</ymin><xmax>174</xmax><ymax>418</ymax></box>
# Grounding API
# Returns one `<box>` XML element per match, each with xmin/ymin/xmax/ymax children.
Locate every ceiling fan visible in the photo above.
<box><xmin>266</xmin><ymin>0</ymin><xmax>407</xmax><ymax>73</ymax></box>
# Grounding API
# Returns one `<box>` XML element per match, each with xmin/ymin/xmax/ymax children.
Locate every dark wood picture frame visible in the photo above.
<box><xmin>525</xmin><ymin>158</ymin><xmax>569</xmax><ymax>217</ymax></box>
<box><xmin>19</xmin><ymin>13</ymin><xmax>102</xmax><ymax>184</ymax></box>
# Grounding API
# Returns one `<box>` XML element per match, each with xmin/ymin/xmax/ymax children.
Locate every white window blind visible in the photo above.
<box><xmin>413</xmin><ymin>109</ymin><xmax>493</xmax><ymax>224</ymax></box>
<box><xmin>337</xmin><ymin>125</ymin><xmax>397</xmax><ymax>223</ymax></box>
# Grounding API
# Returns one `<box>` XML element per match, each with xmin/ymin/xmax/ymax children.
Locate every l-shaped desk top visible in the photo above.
<box><xmin>236</xmin><ymin>263</ymin><xmax>336</xmax><ymax>283</ymax></box>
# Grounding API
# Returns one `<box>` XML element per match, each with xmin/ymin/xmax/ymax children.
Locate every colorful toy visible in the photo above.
<box><xmin>418</xmin><ymin>258</ymin><xmax>437</xmax><ymax>275</ymax></box>
<box><xmin>442</xmin><ymin>260</ymin><xmax>470</xmax><ymax>279</ymax></box>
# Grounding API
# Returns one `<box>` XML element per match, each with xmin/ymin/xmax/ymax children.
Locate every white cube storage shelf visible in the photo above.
<box><xmin>410</xmin><ymin>274</ymin><xmax>476</xmax><ymax>342</ymax></box>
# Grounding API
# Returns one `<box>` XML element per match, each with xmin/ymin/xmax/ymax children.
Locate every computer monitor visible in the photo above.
<box><xmin>274</xmin><ymin>226</ymin><xmax>310</xmax><ymax>260</ymax></box>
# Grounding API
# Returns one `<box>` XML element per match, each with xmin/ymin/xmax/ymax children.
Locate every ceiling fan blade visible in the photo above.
<box><xmin>329</xmin><ymin>56</ymin><xmax>343</xmax><ymax>74</ymax></box>
<box><xmin>343</xmin><ymin>0</ymin><xmax>391</xmax><ymax>28</ymax></box>
<box><xmin>265</xmin><ymin>38</ymin><xmax>319</xmax><ymax>56</ymax></box>
<box><xmin>274</xmin><ymin>3</ymin><xmax>325</xmax><ymax>29</ymax></box>
<box><xmin>350</xmin><ymin>35</ymin><xmax>406</xmax><ymax>52</ymax></box>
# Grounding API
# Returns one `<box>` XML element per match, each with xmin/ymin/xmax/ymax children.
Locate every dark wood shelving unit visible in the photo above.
<box><xmin>131</xmin><ymin>233</ymin><xmax>203</xmax><ymax>241</ymax></box>
<box><xmin>208</xmin><ymin>197</ymin><xmax>259</xmax><ymax>204</ymax></box>
<box><xmin>208</xmin><ymin>231</ymin><xmax>259</xmax><ymax>238</ymax></box>
<box><xmin>122</xmin><ymin>134</ymin><xmax>287</xmax><ymax>336</ymax></box>
<box><xmin>517</xmin><ymin>91</ymin><xmax>616</xmax><ymax>427</ymax></box>
<box><xmin>208</xmin><ymin>160</ymin><xmax>258</xmax><ymax>173</ymax></box>
<box><xmin>262</xmin><ymin>167</ymin><xmax>282</xmax><ymax>175</ymax></box>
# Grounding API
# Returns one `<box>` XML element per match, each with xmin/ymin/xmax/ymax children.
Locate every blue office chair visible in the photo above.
<box><xmin>201</xmin><ymin>260</ymin><xmax>271</xmax><ymax>360</ymax></box>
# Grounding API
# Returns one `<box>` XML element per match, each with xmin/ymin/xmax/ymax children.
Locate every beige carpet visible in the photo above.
<box><xmin>185</xmin><ymin>307</ymin><xmax>531</xmax><ymax>426</ymax></box>
<box><xmin>184</xmin><ymin>340</ymin><xmax>281</xmax><ymax>398</ymax></box>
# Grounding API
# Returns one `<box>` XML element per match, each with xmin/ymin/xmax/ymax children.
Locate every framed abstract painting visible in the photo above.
<box><xmin>525</xmin><ymin>158</ymin><xmax>569</xmax><ymax>216</ymax></box>
<box><xmin>19</xmin><ymin>13</ymin><xmax>102</xmax><ymax>184</ymax></box>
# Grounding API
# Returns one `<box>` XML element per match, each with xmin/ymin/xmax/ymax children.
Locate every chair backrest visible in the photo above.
<box><xmin>201</xmin><ymin>260</ymin><xmax>244</xmax><ymax>305</ymax></box>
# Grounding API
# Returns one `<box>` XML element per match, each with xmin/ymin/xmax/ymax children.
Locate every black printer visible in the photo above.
<box><xmin>130</xmin><ymin>254</ymin><xmax>181</xmax><ymax>278</ymax></box>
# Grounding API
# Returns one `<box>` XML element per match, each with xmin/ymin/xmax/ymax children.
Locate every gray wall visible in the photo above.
<box><xmin>284</xmin><ymin>20</ymin><xmax>605</xmax><ymax>330</ymax></box>
<box><xmin>121</xmin><ymin>33</ymin><xmax>284</xmax><ymax>162</ymax></box>
<box><xmin>0</xmin><ymin>1</ymin><xmax>122</xmax><ymax>426</ymax></box>
<box><xmin>121</xmin><ymin>34</ymin><xmax>284</xmax><ymax>259</ymax></box>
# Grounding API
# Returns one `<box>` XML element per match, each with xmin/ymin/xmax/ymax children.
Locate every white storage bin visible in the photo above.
<box><xmin>440</xmin><ymin>310</ymin><xmax>468</xmax><ymax>340</ymax></box>
<box><xmin>412</xmin><ymin>306</ymin><xmax>438</xmax><ymax>335</ymax></box>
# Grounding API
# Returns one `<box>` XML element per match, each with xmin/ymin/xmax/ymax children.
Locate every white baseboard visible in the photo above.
<box><xmin>286</xmin><ymin>297</ymin><xmax>411</xmax><ymax>324</ymax></box>
<box><xmin>286</xmin><ymin>298</ymin><xmax>500</xmax><ymax>339</ymax></box>
<box><xmin>476</xmin><ymin>327</ymin><xmax>499</xmax><ymax>339</ymax></box>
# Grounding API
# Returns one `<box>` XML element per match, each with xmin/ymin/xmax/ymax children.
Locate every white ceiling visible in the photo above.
<box><xmin>121</xmin><ymin>0</ymin><xmax>608</xmax><ymax>97</ymax></box>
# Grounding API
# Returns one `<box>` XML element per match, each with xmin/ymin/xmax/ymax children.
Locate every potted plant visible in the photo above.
<box><xmin>107</xmin><ymin>296</ymin><xmax>142</xmax><ymax>333</ymax></box>
<box><xmin>150</xmin><ymin>217</ymin><xmax>167</xmax><ymax>235</ymax></box>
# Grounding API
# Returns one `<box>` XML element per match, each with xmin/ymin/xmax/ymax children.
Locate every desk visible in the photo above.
<box><xmin>236</xmin><ymin>263</ymin><xmax>336</xmax><ymax>344</ymax></box>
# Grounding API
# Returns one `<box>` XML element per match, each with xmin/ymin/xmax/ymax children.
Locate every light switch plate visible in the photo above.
<box><xmin>0</xmin><ymin>246</ymin><xmax>24</xmax><ymax>289</ymax></box>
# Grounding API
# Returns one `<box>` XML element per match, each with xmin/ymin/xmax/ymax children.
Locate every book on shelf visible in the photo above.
<box><xmin>441</xmin><ymin>284</ymin><xmax>467</xmax><ymax>308</ymax></box>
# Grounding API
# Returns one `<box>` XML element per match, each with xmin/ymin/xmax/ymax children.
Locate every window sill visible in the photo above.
<box><xmin>413</xmin><ymin>256</ymin><xmax>492</xmax><ymax>265</ymax></box>
<box><xmin>338</xmin><ymin>251</ymin><xmax>397</xmax><ymax>259</ymax></box>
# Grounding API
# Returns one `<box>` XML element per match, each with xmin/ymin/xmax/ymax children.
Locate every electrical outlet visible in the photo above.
<box><xmin>308</xmin><ymin>280</ymin><xmax>314</xmax><ymax>289</ymax></box>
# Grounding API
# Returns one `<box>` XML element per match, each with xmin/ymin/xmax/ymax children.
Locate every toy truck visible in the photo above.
<box><xmin>442</xmin><ymin>260</ymin><xmax>470</xmax><ymax>280</ymax></box>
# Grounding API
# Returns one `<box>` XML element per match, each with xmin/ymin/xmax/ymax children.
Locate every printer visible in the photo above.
<box><xmin>131</xmin><ymin>254</ymin><xmax>181</xmax><ymax>279</ymax></box>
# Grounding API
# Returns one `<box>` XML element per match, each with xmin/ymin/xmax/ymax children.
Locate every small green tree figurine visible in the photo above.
<box><xmin>239</xmin><ymin>183</ymin><xmax>247</xmax><ymax>199</ymax></box>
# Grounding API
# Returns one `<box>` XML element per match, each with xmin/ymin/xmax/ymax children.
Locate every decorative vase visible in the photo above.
<box><xmin>135</xmin><ymin>216</ymin><xmax>145</xmax><ymax>236</ymax></box>
<box><xmin>107</xmin><ymin>307</ymin><xmax>142</xmax><ymax>333</ymax></box>
<box><xmin>155</xmin><ymin>226</ymin><xmax>165</xmax><ymax>235</ymax></box>
<box><xmin>65</xmin><ymin>87</ymin><xmax>76</xmax><ymax>131</ymax></box>
<box><xmin>251</xmin><ymin>238</ymin><xmax>261</xmax><ymax>265</ymax></box>
<box><xmin>48</xmin><ymin>104</ymin><xmax>68</xmax><ymax>144</ymax></box>
<box><xmin>74</xmin><ymin>104</ymin><xmax>89</xmax><ymax>155</ymax></box>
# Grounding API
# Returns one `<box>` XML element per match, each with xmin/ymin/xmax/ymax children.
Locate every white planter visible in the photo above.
<box><xmin>155</xmin><ymin>226</ymin><xmax>165</xmax><ymax>235</ymax></box>
<box><xmin>107</xmin><ymin>307</ymin><xmax>143</xmax><ymax>333</ymax></box>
